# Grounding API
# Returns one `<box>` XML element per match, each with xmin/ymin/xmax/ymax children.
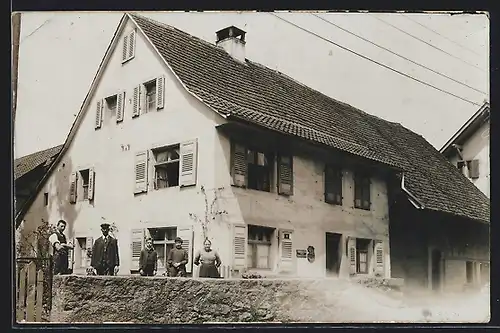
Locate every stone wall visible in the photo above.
<box><xmin>51</xmin><ymin>275</ymin><xmax>411</xmax><ymax>324</ymax></box>
<box><xmin>50</xmin><ymin>275</ymin><xmax>488</xmax><ymax>324</ymax></box>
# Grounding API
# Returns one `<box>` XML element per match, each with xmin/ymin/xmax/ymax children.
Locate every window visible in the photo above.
<box><xmin>354</xmin><ymin>172</ymin><xmax>371</xmax><ymax>210</ymax></box>
<box><xmin>466</xmin><ymin>261</ymin><xmax>474</xmax><ymax>284</ymax></box>
<box><xmin>77</xmin><ymin>238</ymin><xmax>88</xmax><ymax>269</ymax></box>
<box><xmin>105</xmin><ymin>95</ymin><xmax>117</xmax><ymax>123</ymax></box>
<box><xmin>144</xmin><ymin>81</ymin><xmax>157</xmax><ymax>114</ymax></box>
<box><xmin>325</xmin><ymin>165</ymin><xmax>342</xmax><ymax>205</ymax></box>
<box><xmin>44</xmin><ymin>193</ymin><xmax>48</xmax><ymax>206</ymax></box>
<box><xmin>148</xmin><ymin>227</ymin><xmax>177</xmax><ymax>273</ymax></box>
<box><xmin>231</xmin><ymin>143</ymin><xmax>274</xmax><ymax>192</ymax></box>
<box><xmin>79</xmin><ymin>169</ymin><xmax>90</xmax><ymax>200</ymax></box>
<box><xmin>132</xmin><ymin>76</ymin><xmax>165</xmax><ymax>118</ymax></box>
<box><xmin>247</xmin><ymin>225</ymin><xmax>274</xmax><ymax>269</ymax></box>
<box><xmin>247</xmin><ymin>149</ymin><xmax>272</xmax><ymax>192</ymax></box>
<box><xmin>356</xmin><ymin>238</ymin><xmax>371</xmax><ymax>274</ymax></box>
<box><xmin>153</xmin><ymin>145</ymin><xmax>180</xmax><ymax>189</ymax></box>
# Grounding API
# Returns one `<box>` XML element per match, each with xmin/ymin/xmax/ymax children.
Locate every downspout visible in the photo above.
<box><xmin>400</xmin><ymin>173</ymin><xmax>424</xmax><ymax>209</ymax></box>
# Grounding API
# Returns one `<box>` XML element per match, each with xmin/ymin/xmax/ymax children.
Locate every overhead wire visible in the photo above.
<box><xmin>372</xmin><ymin>15</ymin><xmax>485</xmax><ymax>73</ymax></box>
<box><xmin>270</xmin><ymin>13</ymin><xmax>482</xmax><ymax>107</ymax></box>
<box><xmin>401</xmin><ymin>14</ymin><xmax>483</xmax><ymax>57</ymax></box>
<box><xmin>312</xmin><ymin>13</ymin><xmax>486</xmax><ymax>95</ymax></box>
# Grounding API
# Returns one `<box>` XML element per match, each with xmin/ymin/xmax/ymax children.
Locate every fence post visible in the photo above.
<box><xmin>26</xmin><ymin>262</ymin><xmax>36</xmax><ymax>322</ymax></box>
<box><xmin>16</xmin><ymin>266</ymin><xmax>27</xmax><ymax>322</ymax></box>
<box><xmin>35</xmin><ymin>270</ymin><xmax>44</xmax><ymax>322</ymax></box>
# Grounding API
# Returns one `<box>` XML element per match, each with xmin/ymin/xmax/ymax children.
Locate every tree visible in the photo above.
<box><xmin>16</xmin><ymin>218</ymin><xmax>55</xmax><ymax>258</ymax></box>
<box><xmin>188</xmin><ymin>185</ymin><xmax>228</xmax><ymax>241</ymax></box>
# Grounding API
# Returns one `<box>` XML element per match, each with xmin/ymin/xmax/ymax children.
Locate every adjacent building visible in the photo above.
<box><xmin>440</xmin><ymin>102</ymin><xmax>490</xmax><ymax>198</ymax></box>
<box><xmin>14</xmin><ymin>144</ymin><xmax>63</xmax><ymax>215</ymax></box>
<box><xmin>16</xmin><ymin>14</ymin><xmax>490</xmax><ymax>291</ymax></box>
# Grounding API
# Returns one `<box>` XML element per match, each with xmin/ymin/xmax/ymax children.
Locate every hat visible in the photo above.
<box><xmin>174</xmin><ymin>237</ymin><xmax>183</xmax><ymax>243</ymax></box>
<box><xmin>100</xmin><ymin>223</ymin><xmax>111</xmax><ymax>229</ymax></box>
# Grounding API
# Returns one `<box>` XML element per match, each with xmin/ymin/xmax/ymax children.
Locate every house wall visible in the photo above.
<box><xmin>389</xmin><ymin>195</ymin><xmax>489</xmax><ymax>294</ymax></box>
<box><xmin>215</xmin><ymin>135</ymin><xmax>391</xmax><ymax>278</ymax></box>
<box><xmin>20</xmin><ymin>17</ymin><xmax>391</xmax><ymax>279</ymax></box>
<box><xmin>447</xmin><ymin>120</ymin><xmax>490</xmax><ymax>198</ymax></box>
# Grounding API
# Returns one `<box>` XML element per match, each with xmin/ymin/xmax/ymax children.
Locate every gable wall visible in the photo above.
<box><xmin>21</xmin><ymin>18</ymin><xmax>229</xmax><ymax>273</ymax></box>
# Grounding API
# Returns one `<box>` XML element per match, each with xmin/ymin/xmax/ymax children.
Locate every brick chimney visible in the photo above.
<box><xmin>216</xmin><ymin>26</ymin><xmax>246</xmax><ymax>63</ymax></box>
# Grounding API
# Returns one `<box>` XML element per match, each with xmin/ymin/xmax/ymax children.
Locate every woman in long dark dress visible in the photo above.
<box><xmin>194</xmin><ymin>239</ymin><xmax>221</xmax><ymax>278</ymax></box>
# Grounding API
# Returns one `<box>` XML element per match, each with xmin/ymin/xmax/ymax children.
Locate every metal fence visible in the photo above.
<box><xmin>16</xmin><ymin>257</ymin><xmax>53</xmax><ymax>322</ymax></box>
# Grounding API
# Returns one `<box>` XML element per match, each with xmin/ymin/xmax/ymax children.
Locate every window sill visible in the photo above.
<box><xmin>154</xmin><ymin>185</ymin><xmax>180</xmax><ymax>191</ymax></box>
<box><xmin>354</xmin><ymin>206</ymin><xmax>371</xmax><ymax>211</ymax></box>
<box><xmin>231</xmin><ymin>184</ymin><xmax>275</xmax><ymax>194</ymax></box>
<box><xmin>325</xmin><ymin>200</ymin><xmax>343</xmax><ymax>206</ymax></box>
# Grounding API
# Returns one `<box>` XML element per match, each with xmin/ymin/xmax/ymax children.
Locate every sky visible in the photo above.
<box><xmin>14</xmin><ymin>11</ymin><xmax>489</xmax><ymax>158</ymax></box>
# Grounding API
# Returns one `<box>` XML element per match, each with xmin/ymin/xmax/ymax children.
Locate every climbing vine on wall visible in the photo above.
<box><xmin>188</xmin><ymin>185</ymin><xmax>228</xmax><ymax>241</ymax></box>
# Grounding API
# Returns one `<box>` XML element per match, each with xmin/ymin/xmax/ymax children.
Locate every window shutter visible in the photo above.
<box><xmin>85</xmin><ymin>237</ymin><xmax>93</xmax><ymax>266</ymax></box>
<box><xmin>88</xmin><ymin>167</ymin><xmax>95</xmax><ymax>201</ymax></box>
<box><xmin>177</xmin><ymin>226</ymin><xmax>193</xmax><ymax>273</ymax></box>
<box><xmin>132</xmin><ymin>85</ymin><xmax>141</xmax><ymax>118</ymax></box>
<box><xmin>467</xmin><ymin>159</ymin><xmax>480</xmax><ymax>179</ymax></box>
<box><xmin>68</xmin><ymin>238</ymin><xmax>74</xmax><ymax>271</ymax></box>
<box><xmin>134</xmin><ymin>151</ymin><xmax>149</xmax><ymax>194</ymax></box>
<box><xmin>116</xmin><ymin>91</ymin><xmax>125</xmax><ymax>123</ymax></box>
<box><xmin>69</xmin><ymin>172</ymin><xmax>78</xmax><ymax>204</ymax></box>
<box><xmin>156</xmin><ymin>75</ymin><xmax>165</xmax><ymax>110</ymax></box>
<box><xmin>128</xmin><ymin>30</ymin><xmax>136</xmax><ymax>60</ymax></box>
<box><xmin>231</xmin><ymin>143</ymin><xmax>247</xmax><ymax>187</ymax></box>
<box><xmin>85</xmin><ymin>237</ymin><xmax>93</xmax><ymax>250</ymax></box>
<box><xmin>348</xmin><ymin>237</ymin><xmax>357</xmax><ymax>275</ymax></box>
<box><xmin>232</xmin><ymin>224</ymin><xmax>247</xmax><ymax>271</ymax></box>
<box><xmin>130</xmin><ymin>229</ymin><xmax>144</xmax><ymax>271</ymax></box>
<box><xmin>95</xmin><ymin>99</ymin><xmax>103</xmax><ymax>129</ymax></box>
<box><xmin>374</xmin><ymin>240</ymin><xmax>384</xmax><ymax>276</ymax></box>
<box><xmin>278</xmin><ymin>155</ymin><xmax>293</xmax><ymax>195</ymax></box>
<box><xmin>363</xmin><ymin>177</ymin><xmax>371</xmax><ymax>209</ymax></box>
<box><xmin>280</xmin><ymin>230</ymin><xmax>293</xmax><ymax>272</ymax></box>
<box><xmin>179</xmin><ymin>139</ymin><xmax>198</xmax><ymax>187</ymax></box>
<box><xmin>122</xmin><ymin>34</ymin><xmax>129</xmax><ymax>62</ymax></box>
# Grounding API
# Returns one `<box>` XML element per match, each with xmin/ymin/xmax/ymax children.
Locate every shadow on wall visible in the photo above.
<box><xmin>17</xmin><ymin>157</ymin><xmax>79</xmax><ymax>258</ymax></box>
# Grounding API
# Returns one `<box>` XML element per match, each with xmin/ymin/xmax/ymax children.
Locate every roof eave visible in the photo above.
<box><xmin>224</xmin><ymin>115</ymin><xmax>403</xmax><ymax>172</ymax></box>
<box><xmin>440</xmin><ymin>102</ymin><xmax>490</xmax><ymax>155</ymax></box>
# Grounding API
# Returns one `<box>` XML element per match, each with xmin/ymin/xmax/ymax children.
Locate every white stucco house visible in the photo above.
<box><xmin>440</xmin><ymin>102</ymin><xmax>490</xmax><ymax>198</ymax></box>
<box><xmin>15</xmin><ymin>13</ymin><xmax>489</xmax><ymax>290</ymax></box>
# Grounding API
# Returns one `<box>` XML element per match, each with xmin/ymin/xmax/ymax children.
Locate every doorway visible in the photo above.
<box><xmin>431</xmin><ymin>249</ymin><xmax>442</xmax><ymax>291</ymax></box>
<box><xmin>326</xmin><ymin>232</ymin><xmax>342</xmax><ymax>276</ymax></box>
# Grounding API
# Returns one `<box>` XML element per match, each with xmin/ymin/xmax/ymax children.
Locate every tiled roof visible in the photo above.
<box><xmin>14</xmin><ymin>144</ymin><xmax>63</xmax><ymax>180</ymax></box>
<box><xmin>131</xmin><ymin>14</ymin><xmax>490</xmax><ymax>223</ymax></box>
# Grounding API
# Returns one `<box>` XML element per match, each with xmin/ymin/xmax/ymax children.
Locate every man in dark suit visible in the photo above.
<box><xmin>90</xmin><ymin>223</ymin><xmax>120</xmax><ymax>275</ymax></box>
<box><xmin>139</xmin><ymin>237</ymin><xmax>158</xmax><ymax>276</ymax></box>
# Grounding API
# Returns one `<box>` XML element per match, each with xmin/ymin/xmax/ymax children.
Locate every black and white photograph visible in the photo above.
<box><xmin>13</xmin><ymin>10</ymin><xmax>490</xmax><ymax>324</ymax></box>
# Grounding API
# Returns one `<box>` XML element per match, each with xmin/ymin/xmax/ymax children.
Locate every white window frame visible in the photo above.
<box><xmin>79</xmin><ymin>169</ymin><xmax>90</xmax><ymax>201</ymax></box>
<box><xmin>247</xmin><ymin>225</ymin><xmax>275</xmax><ymax>270</ymax></box>
<box><xmin>149</xmin><ymin>227</ymin><xmax>177</xmax><ymax>274</ymax></box>
<box><xmin>152</xmin><ymin>145</ymin><xmax>180</xmax><ymax>190</ymax></box>
<box><xmin>144</xmin><ymin>80</ymin><xmax>157</xmax><ymax>114</ymax></box>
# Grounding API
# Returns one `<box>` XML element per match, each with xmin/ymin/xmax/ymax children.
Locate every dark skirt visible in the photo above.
<box><xmin>198</xmin><ymin>263</ymin><xmax>220</xmax><ymax>278</ymax></box>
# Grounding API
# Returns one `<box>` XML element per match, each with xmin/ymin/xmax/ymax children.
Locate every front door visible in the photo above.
<box><xmin>431</xmin><ymin>249</ymin><xmax>441</xmax><ymax>291</ymax></box>
<box><xmin>326</xmin><ymin>233</ymin><xmax>342</xmax><ymax>276</ymax></box>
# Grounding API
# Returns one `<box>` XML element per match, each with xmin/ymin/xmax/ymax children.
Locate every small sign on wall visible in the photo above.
<box><xmin>296</xmin><ymin>250</ymin><xmax>307</xmax><ymax>258</ymax></box>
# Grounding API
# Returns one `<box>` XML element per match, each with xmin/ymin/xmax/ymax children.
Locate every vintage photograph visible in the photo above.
<box><xmin>13</xmin><ymin>11</ymin><xmax>490</xmax><ymax>324</ymax></box>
